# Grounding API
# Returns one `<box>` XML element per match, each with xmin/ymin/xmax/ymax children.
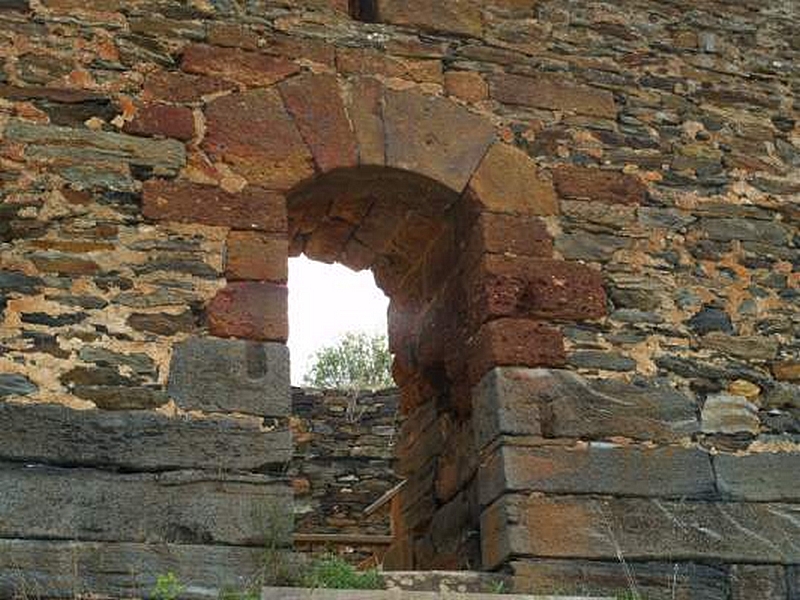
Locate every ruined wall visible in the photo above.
<box><xmin>0</xmin><ymin>0</ymin><xmax>799</xmax><ymax>598</ymax></box>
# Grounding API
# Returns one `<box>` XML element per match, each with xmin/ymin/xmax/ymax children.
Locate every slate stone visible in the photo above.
<box><xmin>0</xmin><ymin>270</ymin><xmax>43</xmax><ymax>294</ymax></box>
<box><xmin>0</xmin><ymin>402</ymin><xmax>291</xmax><ymax>471</ymax></box>
<box><xmin>730</xmin><ymin>565</ymin><xmax>788</xmax><ymax>600</ymax></box>
<box><xmin>132</xmin><ymin>258</ymin><xmax>218</xmax><ymax>278</ymax></box>
<box><xmin>701</xmin><ymin>218</ymin><xmax>790</xmax><ymax>245</ymax></box>
<box><xmin>20</xmin><ymin>312</ymin><xmax>88</xmax><ymax>327</ymax></box>
<box><xmin>0</xmin><ymin>539</ymin><xmax>267</xmax><ymax>600</ymax></box>
<box><xmin>474</xmin><ymin>368</ymin><xmax>698</xmax><ymax>447</ymax></box>
<box><xmin>555</xmin><ymin>231</ymin><xmax>630</xmax><ymax>261</ymax></box>
<box><xmin>483</xmin><ymin>494</ymin><xmax>800</xmax><ymax>569</ymax></box>
<box><xmin>0</xmin><ymin>374</ymin><xmax>37</xmax><ymax>398</ymax></box>
<box><xmin>687</xmin><ymin>305</ymin><xmax>734</xmax><ymax>335</ymax></box>
<box><xmin>479</xmin><ymin>443</ymin><xmax>716</xmax><ymax>507</ymax></box>
<box><xmin>0</xmin><ymin>462</ymin><xmax>291</xmax><ymax>546</ymax></box>
<box><xmin>701</xmin><ymin>332</ymin><xmax>779</xmax><ymax>361</ymax></box>
<box><xmin>78</xmin><ymin>347</ymin><xmax>156</xmax><ymax>376</ymax></box>
<box><xmin>701</xmin><ymin>394</ymin><xmax>760</xmax><ymax>435</ymax></box>
<box><xmin>72</xmin><ymin>385</ymin><xmax>169</xmax><ymax>410</ymax></box>
<box><xmin>127</xmin><ymin>311</ymin><xmax>196</xmax><ymax>336</ymax></box>
<box><xmin>567</xmin><ymin>350</ymin><xmax>637</xmax><ymax>371</ymax></box>
<box><xmin>714</xmin><ymin>452</ymin><xmax>800</xmax><ymax>501</ymax></box>
<box><xmin>61</xmin><ymin>366</ymin><xmax>131</xmax><ymax>387</ymax></box>
<box><xmin>168</xmin><ymin>336</ymin><xmax>290</xmax><ymax>417</ymax></box>
<box><xmin>46</xmin><ymin>294</ymin><xmax>108</xmax><ymax>310</ymax></box>
<box><xmin>512</xmin><ymin>559</ymin><xmax>729</xmax><ymax>600</ymax></box>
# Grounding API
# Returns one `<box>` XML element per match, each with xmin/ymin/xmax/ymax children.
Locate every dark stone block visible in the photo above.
<box><xmin>0</xmin><ymin>374</ymin><xmax>37</xmax><ymax>398</ymax></box>
<box><xmin>0</xmin><ymin>270</ymin><xmax>43</xmax><ymax>294</ymax></box>
<box><xmin>714</xmin><ymin>452</ymin><xmax>800</xmax><ymax>501</ymax></box>
<box><xmin>730</xmin><ymin>564</ymin><xmax>787</xmax><ymax>600</ymax></box>
<box><xmin>20</xmin><ymin>311</ymin><xmax>88</xmax><ymax>327</ymax></box>
<box><xmin>687</xmin><ymin>305</ymin><xmax>734</xmax><ymax>335</ymax></box>
<box><xmin>0</xmin><ymin>402</ymin><xmax>291</xmax><ymax>471</ymax></box>
<box><xmin>168</xmin><ymin>336</ymin><xmax>290</xmax><ymax>417</ymax></box>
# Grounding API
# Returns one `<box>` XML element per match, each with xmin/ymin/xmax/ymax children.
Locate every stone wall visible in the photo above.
<box><xmin>0</xmin><ymin>0</ymin><xmax>799</xmax><ymax>598</ymax></box>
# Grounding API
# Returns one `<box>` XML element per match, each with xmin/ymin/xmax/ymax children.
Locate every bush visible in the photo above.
<box><xmin>300</xmin><ymin>554</ymin><xmax>385</xmax><ymax>590</ymax></box>
<box><xmin>303</xmin><ymin>332</ymin><xmax>393</xmax><ymax>390</ymax></box>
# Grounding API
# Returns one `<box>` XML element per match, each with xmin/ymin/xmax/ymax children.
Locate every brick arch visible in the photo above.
<box><xmin>145</xmin><ymin>72</ymin><xmax>608</xmax><ymax>569</ymax></box>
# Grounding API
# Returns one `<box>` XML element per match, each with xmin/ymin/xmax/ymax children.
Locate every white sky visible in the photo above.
<box><xmin>288</xmin><ymin>255</ymin><xmax>389</xmax><ymax>385</ymax></box>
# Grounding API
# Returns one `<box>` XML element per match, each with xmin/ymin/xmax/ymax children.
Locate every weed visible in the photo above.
<box><xmin>300</xmin><ymin>554</ymin><xmax>384</xmax><ymax>590</ymax></box>
<box><xmin>485</xmin><ymin>580</ymin><xmax>507</xmax><ymax>594</ymax></box>
<box><xmin>152</xmin><ymin>572</ymin><xmax>184</xmax><ymax>600</ymax></box>
<box><xmin>218</xmin><ymin>587</ymin><xmax>260</xmax><ymax>600</ymax></box>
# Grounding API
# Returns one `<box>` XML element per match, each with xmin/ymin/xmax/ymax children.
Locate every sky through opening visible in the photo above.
<box><xmin>288</xmin><ymin>255</ymin><xmax>389</xmax><ymax>385</ymax></box>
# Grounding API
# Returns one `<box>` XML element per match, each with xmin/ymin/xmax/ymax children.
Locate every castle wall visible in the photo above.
<box><xmin>0</xmin><ymin>0</ymin><xmax>798</xmax><ymax>597</ymax></box>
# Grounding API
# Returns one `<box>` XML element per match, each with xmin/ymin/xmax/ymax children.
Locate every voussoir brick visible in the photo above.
<box><xmin>553</xmin><ymin>165</ymin><xmax>646</xmax><ymax>205</ymax></box>
<box><xmin>123</xmin><ymin>103</ymin><xmax>194</xmax><ymax>141</ymax></box>
<box><xmin>181</xmin><ymin>43</ymin><xmax>299</xmax><ymax>87</ymax></box>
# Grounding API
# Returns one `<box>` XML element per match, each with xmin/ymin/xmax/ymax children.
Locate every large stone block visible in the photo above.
<box><xmin>345</xmin><ymin>77</ymin><xmax>385</xmax><ymax>165</ymax></box>
<box><xmin>467</xmin><ymin>143</ymin><xmax>558</xmax><ymax>216</ymax></box>
<box><xmin>714</xmin><ymin>452</ymin><xmax>800</xmax><ymax>501</ymax></box>
<box><xmin>279</xmin><ymin>73</ymin><xmax>357</xmax><ymax>173</ymax></box>
<box><xmin>207</xmin><ymin>282</ymin><xmax>288</xmax><ymax>342</ymax></box>
<box><xmin>511</xmin><ymin>559</ymin><xmax>729</xmax><ymax>600</ymax></box>
<box><xmin>203</xmin><ymin>88</ymin><xmax>314</xmax><ymax>190</ymax></box>
<box><xmin>142</xmin><ymin>180</ymin><xmax>287</xmax><ymax>231</ymax></box>
<box><xmin>472</xmin><ymin>368</ymin><xmax>698</xmax><ymax>447</ymax></box>
<box><xmin>730</xmin><ymin>565</ymin><xmax>788</xmax><ymax>600</ymax></box>
<box><xmin>0</xmin><ymin>539</ymin><xmax>266</xmax><ymax>599</ymax></box>
<box><xmin>0</xmin><ymin>402</ymin><xmax>291</xmax><ymax>471</ymax></box>
<box><xmin>0</xmin><ymin>462</ymin><xmax>291</xmax><ymax>546</ymax></box>
<box><xmin>225</xmin><ymin>230</ymin><xmax>288</xmax><ymax>282</ymax></box>
<box><xmin>123</xmin><ymin>103</ymin><xmax>195</xmax><ymax>141</ymax></box>
<box><xmin>490</xmin><ymin>73</ymin><xmax>617</xmax><ymax>119</ymax></box>
<box><xmin>482</xmin><ymin>494</ymin><xmax>800</xmax><ymax>569</ymax></box>
<box><xmin>168</xmin><ymin>336</ymin><xmax>289</xmax><ymax>417</ymax></box>
<box><xmin>479</xmin><ymin>442</ymin><xmax>716</xmax><ymax>507</ymax></box>
<box><xmin>384</xmin><ymin>88</ymin><xmax>495</xmax><ymax>192</ymax></box>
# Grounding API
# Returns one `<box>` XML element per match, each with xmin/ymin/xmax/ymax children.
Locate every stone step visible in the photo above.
<box><xmin>263</xmin><ymin>589</ymin><xmax>612</xmax><ymax>599</ymax></box>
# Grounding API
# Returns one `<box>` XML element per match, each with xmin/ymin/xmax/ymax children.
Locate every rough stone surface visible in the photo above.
<box><xmin>168</xmin><ymin>336</ymin><xmax>290</xmax><ymax>417</ymax></box>
<box><xmin>0</xmin><ymin>462</ymin><xmax>291</xmax><ymax>545</ymax></box>
<box><xmin>207</xmin><ymin>282</ymin><xmax>289</xmax><ymax>342</ymax></box>
<box><xmin>483</xmin><ymin>494</ymin><xmax>800</xmax><ymax>569</ymax></box>
<box><xmin>468</xmin><ymin>143</ymin><xmax>558</xmax><ymax>216</ymax></box>
<box><xmin>490</xmin><ymin>73</ymin><xmax>617</xmax><ymax>119</ymax></box>
<box><xmin>203</xmin><ymin>88</ymin><xmax>315</xmax><ymax>190</ymax></box>
<box><xmin>714</xmin><ymin>452</ymin><xmax>800</xmax><ymax>501</ymax></box>
<box><xmin>143</xmin><ymin>180</ymin><xmax>287</xmax><ymax>231</ymax></box>
<box><xmin>0</xmin><ymin>402</ymin><xmax>291</xmax><ymax>471</ymax></box>
<box><xmin>0</xmin><ymin>374</ymin><xmax>37</xmax><ymax>398</ymax></box>
<box><xmin>384</xmin><ymin>88</ymin><xmax>495</xmax><ymax>192</ymax></box>
<box><xmin>553</xmin><ymin>166</ymin><xmax>646</xmax><ymax>205</ymax></box>
<box><xmin>123</xmin><ymin>103</ymin><xmax>195</xmax><ymax>141</ymax></box>
<box><xmin>730</xmin><ymin>564</ymin><xmax>788</xmax><ymax>600</ymax></box>
<box><xmin>225</xmin><ymin>231</ymin><xmax>288</xmax><ymax>282</ymax></box>
<box><xmin>181</xmin><ymin>43</ymin><xmax>299</xmax><ymax>87</ymax></box>
<box><xmin>701</xmin><ymin>394</ymin><xmax>760</xmax><ymax>435</ymax></box>
<box><xmin>480</xmin><ymin>443</ymin><xmax>715</xmax><ymax>507</ymax></box>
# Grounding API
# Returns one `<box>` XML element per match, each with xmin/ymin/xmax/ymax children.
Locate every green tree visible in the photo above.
<box><xmin>303</xmin><ymin>332</ymin><xmax>393</xmax><ymax>390</ymax></box>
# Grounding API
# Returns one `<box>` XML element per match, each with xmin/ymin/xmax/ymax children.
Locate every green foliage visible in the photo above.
<box><xmin>300</xmin><ymin>554</ymin><xmax>385</xmax><ymax>590</ymax></box>
<box><xmin>303</xmin><ymin>332</ymin><xmax>393</xmax><ymax>390</ymax></box>
<box><xmin>152</xmin><ymin>572</ymin><xmax>184</xmax><ymax>600</ymax></box>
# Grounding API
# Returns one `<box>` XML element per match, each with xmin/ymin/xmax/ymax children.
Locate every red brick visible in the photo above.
<box><xmin>203</xmin><ymin>88</ymin><xmax>314</xmax><ymax>190</ymax></box>
<box><xmin>225</xmin><ymin>231</ymin><xmax>288</xmax><ymax>282</ymax></box>
<box><xmin>468</xmin><ymin>255</ymin><xmax>607</xmax><ymax>326</ymax></box>
<box><xmin>142</xmin><ymin>71</ymin><xmax>235</xmax><ymax>104</ymax></box>
<box><xmin>123</xmin><ymin>104</ymin><xmax>194</xmax><ymax>141</ymax></box>
<box><xmin>207</xmin><ymin>282</ymin><xmax>288</xmax><ymax>342</ymax></box>
<box><xmin>553</xmin><ymin>165</ymin><xmax>646</xmax><ymax>205</ymax></box>
<box><xmin>142</xmin><ymin>180</ymin><xmax>286</xmax><ymax>232</ymax></box>
<box><xmin>278</xmin><ymin>74</ymin><xmax>357</xmax><ymax>173</ymax></box>
<box><xmin>490</xmin><ymin>72</ymin><xmax>617</xmax><ymax>119</ymax></box>
<box><xmin>303</xmin><ymin>218</ymin><xmax>354</xmax><ymax>263</ymax></box>
<box><xmin>181</xmin><ymin>43</ymin><xmax>299</xmax><ymax>87</ymax></box>
<box><xmin>467</xmin><ymin>318</ymin><xmax>566</xmax><ymax>384</ymax></box>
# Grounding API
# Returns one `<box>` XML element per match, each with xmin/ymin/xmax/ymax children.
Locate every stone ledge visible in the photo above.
<box><xmin>263</xmin><ymin>588</ymin><xmax>611</xmax><ymax>599</ymax></box>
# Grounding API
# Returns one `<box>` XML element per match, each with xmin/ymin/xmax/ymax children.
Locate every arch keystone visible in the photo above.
<box><xmin>384</xmin><ymin>88</ymin><xmax>495</xmax><ymax>192</ymax></box>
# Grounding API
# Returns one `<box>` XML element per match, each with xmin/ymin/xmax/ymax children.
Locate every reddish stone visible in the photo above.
<box><xmin>207</xmin><ymin>282</ymin><xmax>288</xmax><ymax>342</ymax></box>
<box><xmin>490</xmin><ymin>72</ymin><xmax>617</xmax><ymax>119</ymax></box>
<box><xmin>468</xmin><ymin>255</ymin><xmax>607</xmax><ymax>327</ymax></box>
<box><xmin>378</xmin><ymin>0</ymin><xmax>483</xmax><ymax>37</ymax></box>
<box><xmin>345</xmin><ymin>77</ymin><xmax>385</xmax><ymax>166</ymax></box>
<box><xmin>444</xmin><ymin>71</ymin><xmax>488</xmax><ymax>103</ymax></box>
<box><xmin>278</xmin><ymin>74</ymin><xmax>357</xmax><ymax>173</ymax></box>
<box><xmin>773</xmin><ymin>361</ymin><xmax>800</xmax><ymax>381</ymax></box>
<box><xmin>225</xmin><ymin>231</ymin><xmax>288</xmax><ymax>283</ymax></box>
<box><xmin>335</xmin><ymin>47</ymin><xmax>442</xmax><ymax>85</ymax></box>
<box><xmin>553</xmin><ymin>165</ymin><xmax>646</xmax><ymax>205</ymax></box>
<box><xmin>31</xmin><ymin>254</ymin><xmax>100</xmax><ymax>275</ymax></box>
<box><xmin>467</xmin><ymin>318</ymin><xmax>566</xmax><ymax>385</ymax></box>
<box><xmin>123</xmin><ymin>104</ymin><xmax>194</xmax><ymax>141</ymax></box>
<box><xmin>464</xmin><ymin>212</ymin><xmax>553</xmax><ymax>269</ymax></box>
<box><xmin>142</xmin><ymin>71</ymin><xmax>235</xmax><ymax>104</ymax></box>
<box><xmin>181</xmin><ymin>43</ymin><xmax>299</xmax><ymax>87</ymax></box>
<box><xmin>468</xmin><ymin>142</ymin><xmax>557</xmax><ymax>216</ymax></box>
<box><xmin>203</xmin><ymin>88</ymin><xmax>315</xmax><ymax>190</ymax></box>
<box><xmin>142</xmin><ymin>180</ymin><xmax>286</xmax><ymax>232</ymax></box>
<box><xmin>303</xmin><ymin>218</ymin><xmax>354</xmax><ymax>263</ymax></box>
